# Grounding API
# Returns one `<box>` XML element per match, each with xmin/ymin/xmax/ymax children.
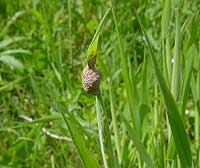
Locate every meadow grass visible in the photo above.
<box><xmin>0</xmin><ymin>0</ymin><xmax>200</xmax><ymax>167</ymax></box>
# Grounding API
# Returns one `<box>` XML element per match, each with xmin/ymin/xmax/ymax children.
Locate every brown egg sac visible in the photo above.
<box><xmin>82</xmin><ymin>64</ymin><xmax>100</xmax><ymax>95</ymax></box>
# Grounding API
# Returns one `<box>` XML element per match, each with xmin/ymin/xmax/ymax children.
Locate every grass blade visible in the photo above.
<box><xmin>161</xmin><ymin>0</ymin><xmax>171</xmax><ymax>39</ymax></box>
<box><xmin>171</xmin><ymin>8</ymin><xmax>181</xmax><ymax>100</ymax></box>
<box><xmin>0</xmin><ymin>49</ymin><xmax>32</xmax><ymax>56</ymax></box>
<box><xmin>96</xmin><ymin>96</ymin><xmax>109</xmax><ymax>168</ymax></box>
<box><xmin>120</xmin><ymin>114</ymin><xmax>155</xmax><ymax>168</ymax></box>
<box><xmin>87</xmin><ymin>7</ymin><xmax>111</xmax><ymax>63</ymax></box>
<box><xmin>180</xmin><ymin>45</ymin><xmax>195</xmax><ymax>115</ymax></box>
<box><xmin>55</xmin><ymin>102</ymin><xmax>99</xmax><ymax>168</ymax></box>
<box><xmin>109</xmin><ymin>80</ymin><xmax>121</xmax><ymax>163</ymax></box>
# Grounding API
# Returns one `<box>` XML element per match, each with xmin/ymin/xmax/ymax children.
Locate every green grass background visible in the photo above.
<box><xmin>0</xmin><ymin>0</ymin><xmax>199</xmax><ymax>167</ymax></box>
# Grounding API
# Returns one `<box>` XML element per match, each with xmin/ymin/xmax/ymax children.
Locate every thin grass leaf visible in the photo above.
<box><xmin>133</xmin><ymin>7</ymin><xmax>192</xmax><ymax>168</ymax></box>
<box><xmin>87</xmin><ymin>35</ymin><xmax>99</xmax><ymax>63</ymax></box>
<box><xmin>161</xmin><ymin>0</ymin><xmax>171</xmax><ymax>39</ymax></box>
<box><xmin>87</xmin><ymin>7</ymin><xmax>111</xmax><ymax>63</ymax></box>
<box><xmin>180</xmin><ymin>45</ymin><xmax>195</xmax><ymax>115</ymax></box>
<box><xmin>96</xmin><ymin>96</ymin><xmax>109</xmax><ymax>168</ymax></box>
<box><xmin>109</xmin><ymin>80</ymin><xmax>121</xmax><ymax>163</ymax></box>
<box><xmin>186</xmin><ymin>11</ymin><xmax>200</xmax><ymax>51</ymax></box>
<box><xmin>55</xmin><ymin>102</ymin><xmax>99</xmax><ymax>168</ymax></box>
<box><xmin>171</xmin><ymin>8</ymin><xmax>181</xmax><ymax>100</ymax></box>
<box><xmin>0</xmin><ymin>49</ymin><xmax>32</xmax><ymax>56</ymax></box>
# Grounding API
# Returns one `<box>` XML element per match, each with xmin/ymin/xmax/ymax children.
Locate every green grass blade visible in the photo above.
<box><xmin>87</xmin><ymin>34</ymin><xmax>99</xmax><ymax>63</ymax></box>
<box><xmin>0</xmin><ymin>49</ymin><xmax>32</xmax><ymax>56</ymax></box>
<box><xmin>109</xmin><ymin>80</ymin><xmax>121</xmax><ymax>163</ymax></box>
<box><xmin>87</xmin><ymin>7</ymin><xmax>111</xmax><ymax>63</ymax></box>
<box><xmin>55</xmin><ymin>102</ymin><xmax>100</xmax><ymax>168</ymax></box>
<box><xmin>180</xmin><ymin>45</ymin><xmax>195</xmax><ymax>115</ymax></box>
<box><xmin>161</xmin><ymin>0</ymin><xmax>171</xmax><ymax>39</ymax></box>
<box><xmin>133</xmin><ymin>7</ymin><xmax>192</xmax><ymax>168</ymax></box>
<box><xmin>171</xmin><ymin>8</ymin><xmax>181</xmax><ymax>100</ymax></box>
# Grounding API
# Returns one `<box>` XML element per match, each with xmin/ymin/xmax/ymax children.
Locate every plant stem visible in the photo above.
<box><xmin>96</xmin><ymin>96</ymin><xmax>109</xmax><ymax>168</ymax></box>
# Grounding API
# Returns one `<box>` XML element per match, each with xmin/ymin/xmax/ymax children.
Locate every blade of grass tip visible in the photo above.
<box><xmin>96</xmin><ymin>96</ymin><xmax>109</xmax><ymax>168</ymax></box>
<box><xmin>120</xmin><ymin>114</ymin><xmax>155</xmax><ymax>168</ymax></box>
<box><xmin>87</xmin><ymin>7</ymin><xmax>111</xmax><ymax>63</ymax></box>
<box><xmin>132</xmin><ymin>6</ymin><xmax>192</xmax><ymax>168</ymax></box>
<box><xmin>55</xmin><ymin>102</ymin><xmax>99</xmax><ymax>168</ymax></box>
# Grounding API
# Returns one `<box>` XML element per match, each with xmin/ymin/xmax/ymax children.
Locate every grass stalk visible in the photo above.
<box><xmin>88</xmin><ymin>7</ymin><xmax>111</xmax><ymax>51</ymax></box>
<box><xmin>96</xmin><ymin>96</ymin><xmax>109</xmax><ymax>168</ymax></box>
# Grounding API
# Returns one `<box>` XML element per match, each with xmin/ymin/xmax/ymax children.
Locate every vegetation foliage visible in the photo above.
<box><xmin>0</xmin><ymin>0</ymin><xmax>200</xmax><ymax>167</ymax></box>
